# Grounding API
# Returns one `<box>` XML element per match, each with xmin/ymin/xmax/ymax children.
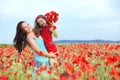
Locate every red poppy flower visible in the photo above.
<box><xmin>0</xmin><ymin>75</ymin><xmax>9</xmax><ymax>80</ymax></box>
<box><xmin>106</xmin><ymin>56</ymin><xmax>118</xmax><ymax>65</ymax></box>
<box><xmin>110</xmin><ymin>67</ymin><xmax>119</xmax><ymax>80</ymax></box>
<box><xmin>88</xmin><ymin>76</ymin><xmax>98</xmax><ymax>80</ymax></box>
<box><xmin>60</xmin><ymin>74</ymin><xmax>67</xmax><ymax>80</ymax></box>
<box><xmin>45</xmin><ymin>11</ymin><xmax>59</xmax><ymax>23</ymax></box>
<box><xmin>64</xmin><ymin>62</ymin><xmax>74</xmax><ymax>73</ymax></box>
<box><xmin>38</xmin><ymin>51</ymin><xmax>43</xmax><ymax>56</ymax></box>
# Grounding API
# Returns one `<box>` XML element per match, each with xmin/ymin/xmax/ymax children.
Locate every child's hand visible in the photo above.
<box><xmin>50</xmin><ymin>26</ymin><xmax>56</xmax><ymax>31</ymax></box>
<box><xmin>52</xmin><ymin>22</ymin><xmax>56</xmax><ymax>26</ymax></box>
<box><xmin>49</xmin><ymin>52</ymin><xmax>56</xmax><ymax>58</ymax></box>
<box><xmin>50</xmin><ymin>27</ymin><xmax>54</xmax><ymax>32</ymax></box>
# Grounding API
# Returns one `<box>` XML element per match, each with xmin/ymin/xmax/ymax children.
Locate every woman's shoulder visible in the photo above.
<box><xmin>26</xmin><ymin>36</ymin><xmax>36</xmax><ymax>41</ymax></box>
<box><xmin>36</xmin><ymin>37</ymin><xmax>43</xmax><ymax>41</ymax></box>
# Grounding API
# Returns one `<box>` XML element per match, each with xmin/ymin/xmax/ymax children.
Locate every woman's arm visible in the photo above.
<box><xmin>27</xmin><ymin>38</ymin><xmax>56</xmax><ymax>58</ymax></box>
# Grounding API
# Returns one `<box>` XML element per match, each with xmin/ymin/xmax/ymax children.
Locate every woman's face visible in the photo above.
<box><xmin>37</xmin><ymin>18</ymin><xmax>47</xmax><ymax>27</ymax></box>
<box><xmin>21</xmin><ymin>22</ymin><xmax>32</xmax><ymax>33</ymax></box>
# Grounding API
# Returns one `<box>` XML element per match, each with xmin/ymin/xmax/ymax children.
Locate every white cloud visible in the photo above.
<box><xmin>78</xmin><ymin>0</ymin><xmax>113</xmax><ymax>18</ymax></box>
<box><xmin>0</xmin><ymin>0</ymin><xmax>120</xmax><ymax>43</ymax></box>
<box><xmin>0</xmin><ymin>0</ymin><xmax>113</xmax><ymax>19</ymax></box>
<box><xmin>102</xmin><ymin>20</ymin><xmax>120</xmax><ymax>28</ymax></box>
<box><xmin>0</xmin><ymin>0</ymin><xmax>63</xmax><ymax>18</ymax></box>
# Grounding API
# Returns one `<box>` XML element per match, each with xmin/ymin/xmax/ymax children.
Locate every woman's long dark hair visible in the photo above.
<box><xmin>34</xmin><ymin>15</ymin><xmax>50</xmax><ymax>37</ymax></box>
<box><xmin>13</xmin><ymin>21</ymin><xmax>27</xmax><ymax>53</ymax></box>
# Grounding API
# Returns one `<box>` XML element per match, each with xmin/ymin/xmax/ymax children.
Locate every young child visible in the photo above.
<box><xmin>34</xmin><ymin>15</ymin><xmax>58</xmax><ymax>68</ymax></box>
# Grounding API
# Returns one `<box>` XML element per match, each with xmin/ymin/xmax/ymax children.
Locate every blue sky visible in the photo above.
<box><xmin>0</xmin><ymin>0</ymin><xmax>120</xmax><ymax>44</ymax></box>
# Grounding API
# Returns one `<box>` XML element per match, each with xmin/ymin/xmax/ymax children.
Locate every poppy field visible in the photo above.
<box><xmin>0</xmin><ymin>43</ymin><xmax>120</xmax><ymax>80</ymax></box>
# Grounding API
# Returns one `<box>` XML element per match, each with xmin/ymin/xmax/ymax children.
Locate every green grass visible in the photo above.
<box><xmin>0</xmin><ymin>44</ymin><xmax>13</xmax><ymax>48</ymax></box>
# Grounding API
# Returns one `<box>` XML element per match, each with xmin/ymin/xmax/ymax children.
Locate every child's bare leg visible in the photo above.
<box><xmin>50</xmin><ymin>58</ymin><xmax>57</xmax><ymax>69</ymax></box>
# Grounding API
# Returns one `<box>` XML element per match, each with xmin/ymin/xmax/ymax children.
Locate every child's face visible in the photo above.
<box><xmin>37</xmin><ymin>18</ymin><xmax>47</xmax><ymax>27</ymax></box>
<box><xmin>21</xmin><ymin>22</ymin><xmax>32</xmax><ymax>33</ymax></box>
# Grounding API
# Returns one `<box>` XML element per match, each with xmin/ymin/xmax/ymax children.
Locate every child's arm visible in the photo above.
<box><xmin>50</xmin><ymin>22</ymin><xmax>58</xmax><ymax>38</ymax></box>
<box><xmin>50</xmin><ymin>28</ymin><xmax>58</xmax><ymax>38</ymax></box>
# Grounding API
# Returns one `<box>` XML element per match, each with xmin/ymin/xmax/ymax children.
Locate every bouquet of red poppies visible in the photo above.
<box><xmin>45</xmin><ymin>11</ymin><xmax>59</xmax><ymax>23</ymax></box>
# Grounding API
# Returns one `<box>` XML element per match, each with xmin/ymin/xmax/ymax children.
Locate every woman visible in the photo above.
<box><xmin>13</xmin><ymin>21</ymin><xmax>56</xmax><ymax>79</ymax></box>
<box><xmin>34</xmin><ymin>15</ymin><xmax>58</xmax><ymax>68</ymax></box>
